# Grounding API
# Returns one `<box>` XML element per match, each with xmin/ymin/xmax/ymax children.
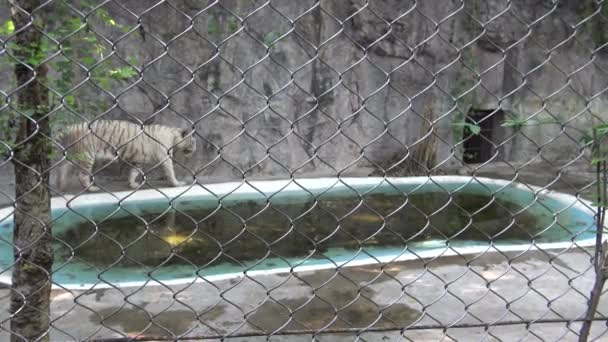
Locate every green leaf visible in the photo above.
<box><xmin>67</xmin><ymin>17</ymin><xmax>83</xmax><ymax>31</ymax></box>
<box><xmin>93</xmin><ymin>75</ymin><xmax>110</xmax><ymax>89</ymax></box>
<box><xmin>263</xmin><ymin>31</ymin><xmax>281</xmax><ymax>47</ymax></box>
<box><xmin>228</xmin><ymin>17</ymin><xmax>238</xmax><ymax>33</ymax></box>
<box><xmin>64</xmin><ymin>95</ymin><xmax>76</xmax><ymax>107</ymax></box>
<box><xmin>6</xmin><ymin>41</ymin><xmax>21</xmax><ymax>51</ymax></box>
<box><xmin>82</xmin><ymin>35</ymin><xmax>98</xmax><ymax>44</ymax></box>
<box><xmin>95</xmin><ymin>44</ymin><xmax>105</xmax><ymax>57</ymax></box>
<box><xmin>55</xmin><ymin>60</ymin><xmax>72</xmax><ymax>69</ymax></box>
<box><xmin>108</xmin><ymin>66</ymin><xmax>138</xmax><ymax>80</ymax></box>
<box><xmin>80</xmin><ymin>56</ymin><xmax>96</xmax><ymax>66</ymax></box>
<box><xmin>502</xmin><ymin>116</ymin><xmax>561</xmax><ymax>129</ymax></box>
<box><xmin>501</xmin><ymin>118</ymin><xmax>527</xmax><ymax>128</ymax></box>
<box><xmin>452</xmin><ymin>122</ymin><xmax>481</xmax><ymax>135</ymax></box>
<box><xmin>0</xmin><ymin>20</ymin><xmax>14</xmax><ymax>35</ymax></box>
<box><xmin>594</xmin><ymin>124</ymin><xmax>608</xmax><ymax>130</ymax></box>
<box><xmin>467</xmin><ymin>123</ymin><xmax>481</xmax><ymax>135</ymax></box>
<box><xmin>595</xmin><ymin>124</ymin><xmax>608</xmax><ymax>135</ymax></box>
<box><xmin>580</xmin><ymin>133</ymin><xmax>594</xmax><ymax>145</ymax></box>
<box><xmin>128</xmin><ymin>56</ymin><xmax>138</xmax><ymax>66</ymax></box>
<box><xmin>21</xmin><ymin>109</ymin><xmax>36</xmax><ymax>117</ymax></box>
<box><xmin>96</xmin><ymin>8</ymin><xmax>117</xmax><ymax>27</ymax></box>
<box><xmin>207</xmin><ymin>15</ymin><xmax>219</xmax><ymax>34</ymax></box>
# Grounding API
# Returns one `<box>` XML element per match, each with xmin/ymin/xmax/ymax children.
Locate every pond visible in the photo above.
<box><xmin>0</xmin><ymin>177</ymin><xmax>597</xmax><ymax>289</ymax></box>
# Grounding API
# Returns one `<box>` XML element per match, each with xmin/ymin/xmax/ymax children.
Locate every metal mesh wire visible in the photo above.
<box><xmin>0</xmin><ymin>0</ymin><xmax>608</xmax><ymax>340</ymax></box>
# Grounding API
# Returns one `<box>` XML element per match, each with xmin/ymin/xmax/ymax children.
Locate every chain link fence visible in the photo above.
<box><xmin>1</xmin><ymin>0</ymin><xmax>608</xmax><ymax>340</ymax></box>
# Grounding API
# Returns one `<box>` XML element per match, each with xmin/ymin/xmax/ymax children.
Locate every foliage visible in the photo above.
<box><xmin>450</xmin><ymin>47</ymin><xmax>481</xmax><ymax>143</ymax></box>
<box><xmin>0</xmin><ymin>19</ymin><xmax>15</xmax><ymax>35</ymax></box>
<box><xmin>503</xmin><ymin>114</ymin><xmax>594</xmax><ymax>129</ymax></box>
<box><xmin>502</xmin><ymin>115</ymin><xmax>607</xmax><ymax>153</ymax></box>
<box><xmin>227</xmin><ymin>17</ymin><xmax>239</xmax><ymax>33</ymax></box>
<box><xmin>501</xmin><ymin>116</ymin><xmax>559</xmax><ymax>130</ymax></box>
<box><xmin>207</xmin><ymin>14</ymin><xmax>220</xmax><ymax>34</ymax></box>
<box><xmin>463</xmin><ymin>0</ymin><xmax>482</xmax><ymax>34</ymax></box>
<box><xmin>595</xmin><ymin>123</ymin><xmax>608</xmax><ymax>135</ymax></box>
<box><xmin>108</xmin><ymin>66</ymin><xmax>138</xmax><ymax>80</ymax></box>
<box><xmin>263</xmin><ymin>31</ymin><xmax>281</xmax><ymax>47</ymax></box>
<box><xmin>578</xmin><ymin>0</ymin><xmax>608</xmax><ymax>47</ymax></box>
<box><xmin>207</xmin><ymin>13</ymin><xmax>241</xmax><ymax>36</ymax></box>
<box><xmin>452</xmin><ymin>121</ymin><xmax>481</xmax><ymax>135</ymax></box>
<box><xmin>0</xmin><ymin>3</ymin><xmax>139</xmax><ymax>146</ymax></box>
<box><xmin>590</xmin><ymin>124</ymin><xmax>608</xmax><ymax>165</ymax></box>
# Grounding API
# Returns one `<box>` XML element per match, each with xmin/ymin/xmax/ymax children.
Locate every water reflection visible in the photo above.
<box><xmin>54</xmin><ymin>191</ymin><xmax>553</xmax><ymax>269</ymax></box>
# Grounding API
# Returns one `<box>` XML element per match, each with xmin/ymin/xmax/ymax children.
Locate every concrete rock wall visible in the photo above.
<box><xmin>0</xmin><ymin>0</ymin><xmax>606</xmax><ymax>190</ymax></box>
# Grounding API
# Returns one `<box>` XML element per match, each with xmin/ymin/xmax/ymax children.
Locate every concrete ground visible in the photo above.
<box><xmin>0</xmin><ymin>161</ymin><xmax>606</xmax><ymax>341</ymax></box>
<box><xmin>0</xmin><ymin>248</ymin><xmax>607</xmax><ymax>341</ymax></box>
<box><xmin>0</xmin><ymin>159</ymin><xmax>600</xmax><ymax>207</ymax></box>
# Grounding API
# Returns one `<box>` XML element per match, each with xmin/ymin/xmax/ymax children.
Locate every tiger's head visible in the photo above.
<box><xmin>173</xmin><ymin>128</ymin><xmax>196</xmax><ymax>157</ymax></box>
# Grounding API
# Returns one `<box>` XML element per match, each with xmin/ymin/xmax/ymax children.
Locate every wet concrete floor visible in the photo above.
<box><xmin>1</xmin><ymin>248</ymin><xmax>607</xmax><ymax>341</ymax></box>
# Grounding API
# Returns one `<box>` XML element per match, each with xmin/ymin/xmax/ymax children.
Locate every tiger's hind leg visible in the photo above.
<box><xmin>128</xmin><ymin>166</ymin><xmax>142</xmax><ymax>189</ymax></box>
<box><xmin>78</xmin><ymin>159</ymin><xmax>99</xmax><ymax>192</ymax></box>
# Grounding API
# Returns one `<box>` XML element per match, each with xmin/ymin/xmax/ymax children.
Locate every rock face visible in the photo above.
<box><xmin>0</xmin><ymin>0</ymin><xmax>606</xmax><ymax>189</ymax></box>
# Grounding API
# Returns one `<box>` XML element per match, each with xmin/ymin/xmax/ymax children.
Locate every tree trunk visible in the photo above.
<box><xmin>9</xmin><ymin>1</ymin><xmax>53</xmax><ymax>341</ymax></box>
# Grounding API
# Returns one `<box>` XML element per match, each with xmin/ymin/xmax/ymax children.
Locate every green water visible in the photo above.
<box><xmin>54</xmin><ymin>191</ymin><xmax>558</xmax><ymax>269</ymax></box>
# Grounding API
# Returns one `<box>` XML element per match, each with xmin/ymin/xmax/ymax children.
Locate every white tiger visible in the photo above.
<box><xmin>56</xmin><ymin>120</ymin><xmax>196</xmax><ymax>192</ymax></box>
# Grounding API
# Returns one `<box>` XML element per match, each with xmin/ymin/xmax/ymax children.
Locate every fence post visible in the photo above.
<box><xmin>9</xmin><ymin>1</ymin><xmax>53</xmax><ymax>341</ymax></box>
<box><xmin>579</xmin><ymin>127</ymin><xmax>608</xmax><ymax>341</ymax></box>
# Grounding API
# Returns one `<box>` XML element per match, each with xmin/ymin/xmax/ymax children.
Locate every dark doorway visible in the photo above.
<box><xmin>463</xmin><ymin>109</ymin><xmax>502</xmax><ymax>164</ymax></box>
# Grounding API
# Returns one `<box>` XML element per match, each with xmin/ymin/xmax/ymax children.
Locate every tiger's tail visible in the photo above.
<box><xmin>53</xmin><ymin>128</ymin><xmax>72</xmax><ymax>192</ymax></box>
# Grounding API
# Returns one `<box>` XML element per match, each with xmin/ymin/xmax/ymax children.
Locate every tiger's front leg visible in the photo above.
<box><xmin>128</xmin><ymin>167</ymin><xmax>142</xmax><ymax>189</ymax></box>
<box><xmin>78</xmin><ymin>160</ymin><xmax>100</xmax><ymax>192</ymax></box>
<box><xmin>161</xmin><ymin>158</ymin><xmax>186</xmax><ymax>187</ymax></box>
